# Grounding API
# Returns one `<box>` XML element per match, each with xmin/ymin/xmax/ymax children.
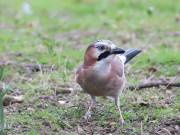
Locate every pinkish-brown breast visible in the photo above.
<box><xmin>76</xmin><ymin>55</ymin><xmax>126</xmax><ymax>97</ymax></box>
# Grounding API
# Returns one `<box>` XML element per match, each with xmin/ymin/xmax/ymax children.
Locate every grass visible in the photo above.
<box><xmin>0</xmin><ymin>0</ymin><xmax>179</xmax><ymax>134</ymax></box>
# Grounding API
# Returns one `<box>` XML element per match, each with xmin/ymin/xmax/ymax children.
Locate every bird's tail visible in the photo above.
<box><xmin>124</xmin><ymin>49</ymin><xmax>141</xmax><ymax>64</ymax></box>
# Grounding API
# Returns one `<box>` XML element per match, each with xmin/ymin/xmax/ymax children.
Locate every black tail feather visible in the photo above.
<box><xmin>124</xmin><ymin>49</ymin><xmax>141</xmax><ymax>64</ymax></box>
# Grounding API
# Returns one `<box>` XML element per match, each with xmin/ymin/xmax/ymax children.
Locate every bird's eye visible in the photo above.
<box><xmin>97</xmin><ymin>46</ymin><xmax>105</xmax><ymax>51</ymax></box>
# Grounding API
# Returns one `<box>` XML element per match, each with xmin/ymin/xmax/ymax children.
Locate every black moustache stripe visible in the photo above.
<box><xmin>97</xmin><ymin>51</ymin><xmax>110</xmax><ymax>61</ymax></box>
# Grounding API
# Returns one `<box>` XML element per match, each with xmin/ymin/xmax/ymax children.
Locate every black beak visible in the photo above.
<box><xmin>110</xmin><ymin>47</ymin><xmax>125</xmax><ymax>55</ymax></box>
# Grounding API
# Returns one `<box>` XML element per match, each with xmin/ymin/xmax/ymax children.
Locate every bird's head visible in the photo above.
<box><xmin>84</xmin><ymin>40</ymin><xmax>125</xmax><ymax>66</ymax></box>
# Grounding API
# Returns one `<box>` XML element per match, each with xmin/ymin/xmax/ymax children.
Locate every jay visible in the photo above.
<box><xmin>76</xmin><ymin>40</ymin><xmax>141</xmax><ymax>125</ymax></box>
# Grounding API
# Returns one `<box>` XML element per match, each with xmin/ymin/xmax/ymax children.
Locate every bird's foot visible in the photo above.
<box><xmin>83</xmin><ymin>111</ymin><xmax>92</xmax><ymax>121</ymax></box>
<box><xmin>119</xmin><ymin>119</ymin><xmax>125</xmax><ymax>126</ymax></box>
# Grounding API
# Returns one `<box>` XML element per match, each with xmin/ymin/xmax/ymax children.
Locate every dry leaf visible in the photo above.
<box><xmin>77</xmin><ymin>125</ymin><xmax>84</xmax><ymax>134</ymax></box>
<box><xmin>148</xmin><ymin>67</ymin><xmax>158</xmax><ymax>73</ymax></box>
<box><xmin>27</xmin><ymin>107</ymin><xmax>35</xmax><ymax>112</ymax></box>
<box><xmin>150</xmin><ymin>95</ymin><xmax>158</xmax><ymax>100</ymax></box>
<box><xmin>175</xmin><ymin>125</ymin><xmax>180</xmax><ymax>133</ymax></box>
<box><xmin>165</xmin><ymin>90</ymin><xmax>172</xmax><ymax>96</ymax></box>
<box><xmin>58</xmin><ymin>100</ymin><xmax>67</xmax><ymax>105</ymax></box>
<box><xmin>3</xmin><ymin>95</ymin><xmax>24</xmax><ymax>106</ymax></box>
<box><xmin>56</xmin><ymin>87</ymin><xmax>73</xmax><ymax>94</ymax></box>
<box><xmin>136</xmin><ymin>97</ymin><xmax>149</xmax><ymax>106</ymax></box>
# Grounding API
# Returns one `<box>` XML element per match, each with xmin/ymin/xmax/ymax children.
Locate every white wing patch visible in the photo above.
<box><xmin>118</xmin><ymin>55</ymin><xmax>126</xmax><ymax>64</ymax></box>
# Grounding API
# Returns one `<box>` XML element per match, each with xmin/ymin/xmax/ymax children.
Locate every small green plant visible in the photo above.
<box><xmin>0</xmin><ymin>84</ymin><xmax>11</xmax><ymax>135</ymax></box>
<box><xmin>0</xmin><ymin>68</ymin><xmax>4</xmax><ymax>81</ymax></box>
<box><xmin>41</xmin><ymin>36</ymin><xmax>60</xmax><ymax>56</ymax></box>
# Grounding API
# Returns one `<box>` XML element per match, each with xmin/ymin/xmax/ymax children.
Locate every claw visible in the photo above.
<box><xmin>83</xmin><ymin>111</ymin><xmax>92</xmax><ymax>121</ymax></box>
<box><xmin>119</xmin><ymin>119</ymin><xmax>125</xmax><ymax>126</ymax></box>
<box><xmin>83</xmin><ymin>96</ymin><xmax>96</xmax><ymax>121</ymax></box>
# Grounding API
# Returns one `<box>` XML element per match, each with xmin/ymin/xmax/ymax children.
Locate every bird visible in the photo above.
<box><xmin>76</xmin><ymin>40</ymin><xmax>141</xmax><ymax>125</ymax></box>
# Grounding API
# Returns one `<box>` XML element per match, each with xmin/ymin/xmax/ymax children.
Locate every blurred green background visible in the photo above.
<box><xmin>0</xmin><ymin>0</ymin><xmax>179</xmax><ymax>134</ymax></box>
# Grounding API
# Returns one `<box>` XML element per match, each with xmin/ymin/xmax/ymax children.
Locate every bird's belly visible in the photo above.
<box><xmin>83</xmin><ymin>75</ymin><xmax>125</xmax><ymax>97</ymax></box>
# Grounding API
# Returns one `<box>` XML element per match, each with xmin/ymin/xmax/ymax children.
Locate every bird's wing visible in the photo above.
<box><xmin>110</xmin><ymin>55</ymin><xmax>125</xmax><ymax>78</ymax></box>
<box><xmin>76</xmin><ymin>64</ymin><xmax>83</xmax><ymax>75</ymax></box>
<box><xmin>75</xmin><ymin>64</ymin><xmax>83</xmax><ymax>83</ymax></box>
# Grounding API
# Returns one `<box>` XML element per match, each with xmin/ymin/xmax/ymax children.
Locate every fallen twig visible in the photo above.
<box><xmin>0</xmin><ymin>61</ymin><xmax>57</xmax><ymax>72</ymax></box>
<box><xmin>166</xmin><ymin>31</ymin><xmax>180</xmax><ymax>36</ymax></box>
<box><xmin>127</xmin><ymin>82</ymin><xmax>180</xmax><ymax>90</ymax></box>
<box><xmin>55</xmin><ymin>87</ymin><xmax>73</xmax><ymax>94</ymax></box>
<box><xmin>3</xmin><ymin>95</ymin><xmax>24</xmax><ymax>106</ymax></box>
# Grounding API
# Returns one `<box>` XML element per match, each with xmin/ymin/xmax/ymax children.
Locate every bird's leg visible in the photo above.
<box><xmin>114</xmin><ymin>96</ymin><xmax>125</xmax><ymax>125</ymax></box>
<box><xmin>84</xmin><ymin>96</ymin><xmax>96</xmax><ymax>121</ymax></box>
